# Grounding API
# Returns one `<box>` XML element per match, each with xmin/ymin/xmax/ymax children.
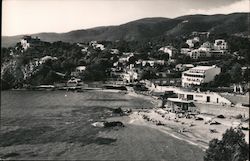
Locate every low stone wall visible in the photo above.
<box><xmin>195</xmin><ymin>103</ymin><xmax>249</xmax><ymax>118</ymax></box>
<box><xmin>220</xmin><ymin>93</ymin><xmax>249</xmax><ymax>104</ymax></box>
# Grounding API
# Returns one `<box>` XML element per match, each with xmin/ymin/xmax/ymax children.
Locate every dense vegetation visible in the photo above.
<box><xmin>1</xmin><ymin>33</ymin><xmax>250</xmax><ymax>90</ymax></box>
<box><xmin>204</xmin><ymin>128</ymin><xmax>249</xmax><ymax>161</ymax></box>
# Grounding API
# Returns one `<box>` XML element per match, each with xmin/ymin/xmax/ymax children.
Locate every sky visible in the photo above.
<box><xmin>2</xmin><ymin>0</ymin><xmax>249</xmax><ymax>36</ymax></box>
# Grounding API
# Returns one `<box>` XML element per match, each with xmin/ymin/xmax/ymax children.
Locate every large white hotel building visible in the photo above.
<box><xmin>182</xmin><ymin>65</ymin><xmax>221</xmax><ymax>87</ymax></box>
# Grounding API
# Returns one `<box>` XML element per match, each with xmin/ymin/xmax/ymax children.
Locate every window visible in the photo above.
<box><xmin>187</xmin><ymin>94</ymin><xmax>194</xmax><ymax>100</ymax></box>
<box><xmin>206</xmin><ymin>96</ymin><xmax>210</xmax><ymax>102</ymax></box>
<box><xmin>179</xmin><ymin>94</ymin><xmax>185</xmax><ymax>99</ymax></box>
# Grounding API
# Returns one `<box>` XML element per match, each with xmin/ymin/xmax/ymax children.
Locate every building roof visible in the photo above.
<box><xmin>76</xmin><ymin>66</ymin><xmax>86</xmax><ymax>70</ymax></box>
<box><xmin>183</xmin><ymin>64</ymin><xmax>194</xmax><ymax>68</ymax></box>
<box><xmin>191</xmin><ymin>66</ymin><xmax>215</xmax><ymax>71</ymax></box>
<box><xmin>167</xmin><ymin>98</ymin><xmax>192</xmax><ymax>103</ymax></box>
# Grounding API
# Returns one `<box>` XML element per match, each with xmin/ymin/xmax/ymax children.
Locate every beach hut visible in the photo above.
<box><xmin>165</xmin><ymin>98</ymin><xmax>196</xmax><ymax>113</ymax></box>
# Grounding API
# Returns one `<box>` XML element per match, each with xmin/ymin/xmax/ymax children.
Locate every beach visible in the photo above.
<box><xmin>0</xmin><ymin>90</ymin><xmax>204</xmax><ymax>160</ymax></box>
<box><xmin>1</xmin><ymin>89</ymin><xmax>248</xmax><ymax>160</ymax></box>
<box><xmin>109</xmin><ymin>108</ymin><xmax>249</xmax><ymax>149</ymax></box>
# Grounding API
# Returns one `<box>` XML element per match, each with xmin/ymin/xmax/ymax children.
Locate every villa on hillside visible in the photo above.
<box><xmin>89</xmin><ymin>41</ymin><xmax>105</xmax><ymax>50</ymax></box>
<box><xmin>175</xmin><ymin>64</ymin><xmax>194</xmax><ymax>71</ymax></box>
<box><xmin>71</xmin><ymin>66</ymin><xmax>86</xmax><ymax>78</ymax></box>
<box><xmin>158</xmin><ymin>46</ymin><xmax>178</xmax><ymax>58</ymax></box>
<box><xmin>140</xmin><ymin>60</ymin><xmax>165</xmax><ymax>67</ymax></box>
<box><xmin>214</xmin><ymin>39</ymin><xmax>228</xmax><ymax>50</ymax></box>
<box><xmin>186</xmin><ymin>37</ymin><xmax>199</xmax><ymax>48</ymax></box>
<box><xmin>181</xmin><ymin>39</ymin><xmax>228</xmax><ymax>60</ymax></box>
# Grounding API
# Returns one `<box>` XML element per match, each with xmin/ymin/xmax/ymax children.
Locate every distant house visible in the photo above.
<box><xmin>188</xmin><ymin>49</ymin><xmax>210</xmax><ymax>59</ymax></box>
<box><xmin>175</xmin><ymin>64</ymin><xmax>194</xmax><ymax>71</ymax></box>
<box><xmin>151</xmin><ymin>78</ymin><xmax>181</xmax><ymax>86</ymax></box>
<box><xmin>67</xmin><ymin>77</ymin><xmax>82</xmax><ymax>86</ymax></box>
<box><xmin>20</xmin><ymin>35</ymin><xmax>40</xmax><ymax>50</ymax></box>
<box><xmin>76</xmin><ymin>66</ymin><xmax>86</xmax><ymax>73</ymax></box>
<box><xmin>198</xmin><ymin>41</ymin><xmax>212</xmax><ymax>52</ymax></box>
<box><xmin>81</xmin><ymin>47</ymin><xmax>88</xmax><ymax>52</ymax></box>
<box><xmin>193</xmin><ymin>37</ymin><xmax>200</xmax><ymax>42</ymax></box>
<box><xmin>186</xmin><ymin>39</ymin><xmax>194</xmax><ymax>48</ymax></box>
<box><xmin>122</xmin><ymin>70</ymin><xmax>138</xmax><ymax>83</ymax></box>
<box><xmin>95</xmin><ymin>44</ymin><xmax>105</xmax><ymax>50</ymax></box>
<box><xmin>154</xmin><ymin>60</ymin><xmax>165</xmax><ymax>65</ymax></box>
<box><xmin>89</xmin><ymin>41</ymin><xmax>105</xmax><ymax>50</ymax></box>
<box><xmin>39</xmin><ymin>56</ymin><xmax>58</xmax><ymax>64</ymax></box>
<box><xmin>186</xmin><ymin>38</ymin><xmax>199</xmax><ymax>48</ymax></box>
<box><xmin>113</xmin><ymin>62</ymin><xmax>119</xmax><ymax>67</ymax></box>
<box><xmin>159</xmin><ymin>46</ymin><xmax>178</xmax><ymax>58</ymax></box>
<box><xmin>156</xmin><ymin>71</ymin><xmax>170</xmax><ymax>78</ymax></box>
<box><xmin>214</xmin><ymin>39</ymin><xmax>228</xmax><ymax>50</ymax></box>
<box><xmin>209</xmin><ymin>50</ymin><xmax>226</xmax><ymax>57</ymax></box>
<box><xmin>141</xmin><ymin>60</ymin><xmax>165</xmax><ymax>67</ymax></box>
<box><xmin>180</xmin><ymin>48</ymin><xmax>192</xmax><ymax>55</ymax></box>
<box><xmin>20</xmin><ymin>39</ymin><xmax>30</xmax><ymax>50</ymax></box>
<box><xmin>71</xmin><ymin>66</ymin><xmax>86</xmax><ymax>78</ymax></box>
<box><xmin>118</xmin><ymin>53</ymin><xmax>134</xmax><ymax>63</ymax></box>
<box><xmin>182</xmin><ymin>65</ymin><xmax>221</xmax><ymax>87</ymax></box>
<box><xmin>191</xmin><ymin>31</ymin><xmax>210</xmax><ymax>41</ymax></box>
<box><xmin>110</xmin><ymin>49</ymin><xmax>119</xmax><ymax>54</ymax></box>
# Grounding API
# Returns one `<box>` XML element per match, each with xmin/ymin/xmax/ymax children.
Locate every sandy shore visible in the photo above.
<box><xmin>107</xmin><ymin>91</ymin><xmax>249</xmax><ymax>150</ymax></box>
<box><xmin>107</xmin><ymin>108</ymin><xmax>249</xmax><ymax>151</ymax></box>
<box><xmin>0</xmin><ymin>90</ymin><xmax>247</xmax><ymax>160</ymax></box>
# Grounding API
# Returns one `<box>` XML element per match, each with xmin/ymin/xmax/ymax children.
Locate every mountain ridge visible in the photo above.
<box><xmin>2</xmin><ymin>12</ymin><xmax>249</xmax><ymax>47</ymax></box>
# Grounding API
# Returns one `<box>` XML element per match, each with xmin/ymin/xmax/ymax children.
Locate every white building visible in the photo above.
<box><xmin>118</xmin><ymin>53</ymin><xmax>134</xmax><ymax>63</ymax></box>
<box><xmin>122</xmin><ymin>70</ymin><xmax>138</xmax><ymax>83</ymax></box>
<box><xmin>175</xmin><ymin>90</ymin><xmax>231</xmax><ymax>105</ymax></box>
<box><xmin>193</xmin><ymin>37</ymin><xmax>200</xmax><ymax>42</ymax></box>
<box><xmin>76</xmin><ymin>66</ymin><xmax>86</xmax><ymax>73</ymax></box>
<box><xmin>113</xmin><ymin>62</ymin><xmax>119</xmax><ymax>67</ymax></box>
<box><xmin>39</xmin><ymin>56</ymin><xmax>58</xmax><ymax>64</ymax></box>
<box><xmin>95</xmin><ymin>44</ymin><xmax>105</xmax><ymax>50</ymax></box>
<box><xmin>141</xmin><ymin>60</ymin><xmax>165</xmax><ymax>67</ymax></box>
<box><xmin>214</xmin><ymin>39</ymin><xmax>228</xmax><ymax>50</ymax></box>
<box><xmin>110</xmin><ymin>49</ymin><xmax>119</xmax><ymax>54</ymax></box>
<box><xmin>188</xmin><ymin>49</ymin><xmax>211</xmax><ymax>59</ymax></box>
<box><xmin>175</xmin><ymin>64</ymin><xmax>194</xmax><ymax>71</ymax></box>
<box><xmin>159</xmin><ymin>46</ymin><xmax>177</xmax><ymax>58</ymax></box>
<box><xmin>71</xmin><ymin>66</ymin><xmax>86</xmax><ymax>78</ymax></box>
<box><xmin>89</xmin><ymin>41</ymin><xmax>105</xmax><ymax>50</ymax></box>
<box><xmin>20</xmin><ymin>39</ymin><xmax>30</xmax><ymax>50</ymax></box>
<box><xmin>198</xmin><ymin>41</ymin><xmax>212</xmax><ymax>52</ymax></box>
<box><xmin>186</xmin><ymin>39</ymin><xmax>195</xmax><ymax>48</ymax></box>
<box><xmin>182</xmin><ymin>65</ymin><xmax>221</xmax><ymax>87</ymax></box>
<box><xmin>81</xmin><ymin>47</ymin><xmax>88</xmax><ymax>52</ymax></box>
<box><xmin>186</xmin><ymin>38</ymin><xmax>199</xmax><ymax>48</ymax></box>
<box><xmin>181</xmin><ymin>48</ymin><xmax>192</xmax><ymax>55</ymax></box>
<box><xmin>210</xmin><ymin>50</ymin><xmax>226</xmax><ymax>57</ymax></box>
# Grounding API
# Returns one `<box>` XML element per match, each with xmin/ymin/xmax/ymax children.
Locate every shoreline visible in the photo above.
<box><xmin>107</xmin><ymin>90</ymin><xmax>249</xmax><ymax>150</ymax></box>
<box><xmin>3</xmin><ymin>89</ymin><xmax>249</xmax><ymax>151</ymax></box>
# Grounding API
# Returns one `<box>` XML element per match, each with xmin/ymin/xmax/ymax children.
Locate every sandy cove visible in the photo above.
<box><xmin>107</xmin><ymin>108</ymin><xmax>249</xmax><ymax>151</ymax></box>
<box><xmin>106</xmin><ymin>91</ymin><xmax>249</xmax><ymax>151</ymax></box>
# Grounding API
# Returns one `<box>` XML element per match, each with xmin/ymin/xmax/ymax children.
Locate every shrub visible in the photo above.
<box><xmin>204</xmin><ymin>128</ymin><xmax>249</xmax><ymax>161</ymax></box>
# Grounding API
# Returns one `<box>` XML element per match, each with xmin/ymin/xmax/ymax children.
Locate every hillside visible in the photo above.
<box><xmin>2</xmin><ymin>12</ymin><xmax>249</xmax><ymax>47</ymax></box>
